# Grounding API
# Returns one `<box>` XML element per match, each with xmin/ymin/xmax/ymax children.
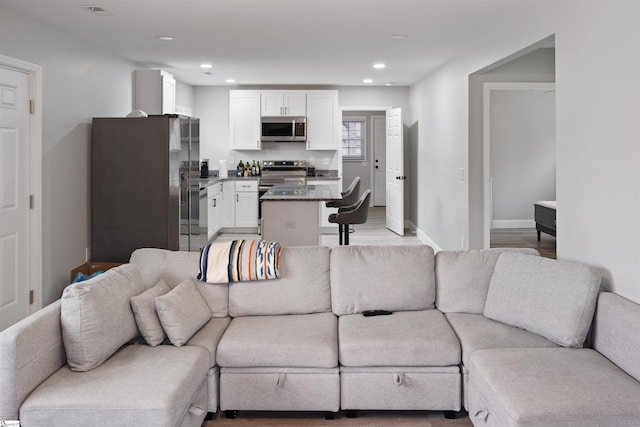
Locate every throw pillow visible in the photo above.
<box><xmin>130</xmin><ymin>278</ymin><xmax>171</xmax><ymax>346</ymax></box>
<box><xmin>155</xmin><ymin>277</ymin><xmax>211</xmax><ymax>347</ymax></box>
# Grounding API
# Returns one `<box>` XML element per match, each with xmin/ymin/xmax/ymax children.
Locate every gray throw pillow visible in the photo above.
<box><xmin>130</xmin><ymin>279</ymin><xmax>171</xmax><ymax>346</ymax></box>
<box><xmin>155</xmin><ymin>277</ymin><xmax>212</xmax><ymax>347</ymax></box>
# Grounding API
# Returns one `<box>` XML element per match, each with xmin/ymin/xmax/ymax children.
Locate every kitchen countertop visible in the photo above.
<box><xmin>199</xmin><ymin>174</ymin><xmax>339</xmax><ymax>189</ymax></box>
<box><xmin>261</xmin><ymin>183</ymin><xmax>341</xmax><ymax>202</ymax></box>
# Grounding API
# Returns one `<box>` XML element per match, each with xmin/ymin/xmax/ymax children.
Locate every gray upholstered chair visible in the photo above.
<box><xmin>326</xmin><ymin>176</ymin><xmax>360</xmax><ymax>208</ymax></box>
<box><xmin>328</xmin><ymin>189</ymin><xmax>371</xmax><ymax>245</ymax></box>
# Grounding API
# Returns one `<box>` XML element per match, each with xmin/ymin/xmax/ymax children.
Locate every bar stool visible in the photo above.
<box><xmin>326</xmin><ymin>176</ymin><xmax>360</xmax><ymax>208</ymax></box>
<box><xmin>328</xmin><ymin>190</ymin><xmax>371</xmax><ymax>245</ymax></box>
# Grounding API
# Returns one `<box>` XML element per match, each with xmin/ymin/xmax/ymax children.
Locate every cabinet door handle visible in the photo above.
<box><xmin>213</xmin><ymin>198</ymin><xmax>217</xmax><ymax>207</ymax></box>
<box><xmin>280</xmin><ymin>106</ymin><xmax>283</xmax><ymax>115</ymax></box>
<box><xmin>237</xmin><ymin>194</ymin><xmax>239</xmax><ymax>202</ymax></box>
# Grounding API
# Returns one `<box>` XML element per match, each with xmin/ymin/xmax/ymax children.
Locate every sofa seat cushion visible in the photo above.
<box><xmin>468</xmin><ymin>347</ymin><xmax>640</xmax><ymax>427</ymax></box>
<box><xmin>20</xmin><ymin>344</ymin><xmax>210</xmax><ymax>427</ymax></box>
<box><xmin>186</xmin><ymin>317</ymin><xmax>231</xmax><ymax>367</ymax></box>
<box><xmin>216</xmin><ymin>313</ymin><xmax>338</xmax><ymax>368</ymax></box>
<box><xmin>446</xmin><ymin>313</ymin><xmax>558</xmax><ymax>366</ymax></box>
<box><xmin>339</xmin><ymin>310</ymin><xmax>460</xmax><ymax>367</ymax></box>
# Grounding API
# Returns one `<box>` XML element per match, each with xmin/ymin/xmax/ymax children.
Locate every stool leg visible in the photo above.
<box><xmin>338</xmin><ymin>224</ymin><xmax>343</xmax><ymax>245</ymax></box>
<box><xmin>345</xmin><ymin>224</ymin><xmax>350</xmax><ymax>245</ymax></box>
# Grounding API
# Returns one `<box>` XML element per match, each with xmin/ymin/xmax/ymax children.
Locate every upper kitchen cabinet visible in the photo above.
<box><xmin>261</xmin><ymin>91</ymin><xmax>306</xmax><ymax>116</ymax></box>
<box><xmin>229</xmin><ymin>90</ymin><xmax>261</xmax><ymax>150</ymax></box>
<box><xmin>306</xmin><ymin>90</ymin><xmax>339</xmax><ymax>150</ymax></box>
<box><xmin>134</xmin><ymin>69</ymin><xmax>176</xmax><ymax>115</ymax></box>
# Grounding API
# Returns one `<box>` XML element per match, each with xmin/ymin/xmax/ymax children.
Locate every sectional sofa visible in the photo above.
<box><xmin>1</xmin><ymin>244</ymin><xmax>640</xmax><ymax>427</ymax></box>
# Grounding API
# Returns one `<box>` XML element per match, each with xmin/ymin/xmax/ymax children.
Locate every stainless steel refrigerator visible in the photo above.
<box><xmin>91</xmin><ymin>114</ymin><xmax>202</xmax><ymax>262</ymax></box>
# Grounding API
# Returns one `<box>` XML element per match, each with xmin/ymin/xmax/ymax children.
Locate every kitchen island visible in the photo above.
<box><xmin>261</xmin><ymin>183</ymin><xmax>341</xmax><ymax>246</ymax></box>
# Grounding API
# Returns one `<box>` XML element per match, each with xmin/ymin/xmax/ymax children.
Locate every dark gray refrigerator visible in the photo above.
<box><xmin>91</xmin><ymin>114</ymin><xmax>202</xmax><ymax>262</ymax></box>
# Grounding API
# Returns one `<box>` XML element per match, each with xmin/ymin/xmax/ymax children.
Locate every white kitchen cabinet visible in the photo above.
<box><xmin>307</xmin><ymin>179</ymin><xmax>341</xmax><ymax>233</ymax></box>
<box><xmin>261</xmin><ymin>91</ymin><xmax>306</xmax><ymax>116</ymax></box>
<box><xmin>207</xmin><ymin>183</ymin><xmax>223</xmax><ymax>239</ymax></box>
<box><xmin>134</xmin><ymin>69</ymin><xmax>176</xmax><ymax>115</ymax></box>
<box><xmin>222</xmin><ymin>181</ymin><xmax>236</xmax><ymax>228</ymax></box>
<box><xmin>235</xmin><ymin>180</ymin><xmax>259</xmax><ymax>228</ymax></box>
<box><xmin>306</xmin><ymin>91</ymin><xmax>339</xmax><ymax>150</ymax></box>
<box><xmin>229</xmin><ymin>90</ymin><xmax>261</xmax><ymax>150</ymax></box>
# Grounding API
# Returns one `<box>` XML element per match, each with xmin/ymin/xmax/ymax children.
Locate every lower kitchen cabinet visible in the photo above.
<box><xmin>207</xmin><ymin>183</ymin><xmax>223</xmax><ymax>239</ymax></box>
<box><xmin>221</xmin><ymin>180</ymin><xmax>259</xmax><ymax>230</ymax></box>
<box><xmin>307</xmin><ymin>180</ymin><xmax>340</xmax><ymax>233</ymax></box>
<box><xmin>234</xmin><ymin>181</ymin><xmax>259</xmax><ymax>228</ymax></box>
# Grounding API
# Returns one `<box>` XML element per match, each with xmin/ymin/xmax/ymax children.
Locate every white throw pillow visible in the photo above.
<box><xmin>155</xmin><ymin>277</ymin><xmax>212</xmax><ymax>347</ymax></box>
<box><xmin>130</xmin><ymin>279</ymin><xmax>171</xmax><ymax>346</ymax></box>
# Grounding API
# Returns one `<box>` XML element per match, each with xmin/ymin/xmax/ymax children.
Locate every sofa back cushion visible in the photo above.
<box><xmin>61</xmin><ymin>264</ymin><xmax>144</xmax><ymax>371</ymax></box>
<box><xmin>228</xmin><ymin>246</ymin><xmax>331</xmax><ymax>317</ymax></box>
<box><xmin>484</xmin><ymin>253</ymin><xmax>600</xmax><ymax>348</ymax></box>
<box><xmin>130</xmin><ymin>248</ymin><xmax>228</xmax><ymax>317</ymax></box>
<box><xmin>330</xmin><ymin>245</ymin><xmax>435</xmax><ymax>316</ymax></box>
<box><xmin>435</xmin><ymin>248</ymin><xmax>540</xmax><ymax>314</ymax></box>
<box><xmin>593</xmin><ymin>292</ymin><xmax>640</xmax><ymax>382</ymax></box>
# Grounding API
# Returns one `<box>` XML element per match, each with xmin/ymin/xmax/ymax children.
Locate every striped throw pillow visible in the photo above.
<box><xmin>198</xmin><ymin>240</ymin><xmax>282</xmax><ymax>284</ymax></box>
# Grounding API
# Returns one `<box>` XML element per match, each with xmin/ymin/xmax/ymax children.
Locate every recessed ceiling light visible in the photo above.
<box><xmin>204</xmin><ymin>72</ymin><xmax>213</xmax><ymax>75</ymax></box>
<box><xmin>200</xmin><ymin>63</ymin><xmax>213</xmax><ymax>69</ymax></box>
<box><xmin>385</xmin><ymin>82</ymin><xmax>395</xmax><ymax>86</ymax></box>
<box><xmin>373</xmin><ymin>63</ymin><xmax>386</xmax><ymax>69</ymax></box>
<box><xmin>225</xmin><ymin>79</ymin><xmax>236</xmax><ymax>83</ymax></box>
<box><xmin>363</xmin><ymin>79</ymin><xmax>373</xmax><ymax>84</ymax></box>
<box><xmin>81</xmin><ymin>5</ymin><xmax>113</xmax><ymax>16</ymax></box>
<box><xmin>156</xmin><ymin>35</ymin><xmax>175</xmax><ymax>41</ymax></box>
<box><xmin>390</xmin><ymin>34</ymin><xmax>408</xmax><ymax>40</ymax></box>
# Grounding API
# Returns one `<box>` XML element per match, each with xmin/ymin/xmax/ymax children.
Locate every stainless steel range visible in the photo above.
<box><xmin>258</xmin><ymin>160</ymin><xmax>307</xmax><ymax>231</ymax></box>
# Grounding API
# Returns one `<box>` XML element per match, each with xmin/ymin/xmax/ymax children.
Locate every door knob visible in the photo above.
<box><xmin>375</xmin><ymin>166</ymin><xmax>379</xmax><ymax>169</ymax></box>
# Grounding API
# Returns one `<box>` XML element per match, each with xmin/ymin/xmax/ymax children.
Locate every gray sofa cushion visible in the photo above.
<box><xmin>61</xmin><ymin>264</ymin><xmax>144</xmax><ymax>372</ymax></box>
<box><xmin>216</xmin><ymin>313</ymin><xmax>338</xmax><ymax>368</ymax></box>
<box><xmin>156</xmin><ymin>278</ymin><xmax>212</xmax><ymax>347</ymax></box>
<box><xmin>228</xmin><ymin>246</ymin><xmax>331</xmax><ymax>317</ymax></box>
<box><xmin>130</xmin><ymin>248</ymin><xmax>228</xmax><ymax>318</ymax></box>
<box><xmin>468</xmin><ymin>347</ymin><xmax>640</xmax><ymax>426</ymax></box>
<box><xmin>484</xmin><ymin>253</ymin><xmax>600</xmax><ymax>348</ymax></box>
<box><xmin>593</xmin><ymin>292</ymin><xmax>640</xmax><ymax>383</ymax></box>
<box><xmin>20</xmin><ymin>344</ymin><xmax>210</xmax><ymax>427</ymax></box>
<box><xmin>186</xmin><ymin>317</ymin><xmax>231</xmax><ymax>367</ymax></box>
<box><xmin>0</xmin><ymin>301</ymin><xmax>65</xmax><ymax>421</ymax></box>
<box><xmin>130</xmin><ymin>279</ymin><xmax>171</xmax><ymax>346</ymax></box>
<box><xmin>445</xmin><ymin>312</ymin><xmax>558</xmax><ymax>366</ymax></box>
<box><xmin>435</xmin><ymin>248</ymin><xmax>539</xmax><ymax>314</ymax></box>
<box><xmin>339</xmin><ymin>310</ymin><xmax>460</xmax><ymax>367</ymax></box>
<box><xmin>330</xmin><ymin>245</ymin><xmax>436</xmax><ymax>316</ymax></box>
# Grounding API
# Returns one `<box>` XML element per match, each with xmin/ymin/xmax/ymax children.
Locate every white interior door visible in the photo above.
<box><xmin>0</xmin><ymin>66</ymin><xmax>31</xmax><ymax>330</ymax></box>
<box><xmin>385</xmin><ymin>108</ymin><xmax>404</xmax><ymax>236</ymax></box>
<box><xmin>372</xmin><ymin>115</ymin><xmax>386</xmax><ymax>206</ymax></box>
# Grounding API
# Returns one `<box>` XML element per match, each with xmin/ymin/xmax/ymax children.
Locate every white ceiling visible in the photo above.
<box><xmin>0</xmin><ymin>0</ymin><xmax>542</xmax><ymax>86</ymax></box>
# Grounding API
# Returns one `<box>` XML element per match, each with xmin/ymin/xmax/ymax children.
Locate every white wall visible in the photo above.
<box><xmin>411</xmin><ymin>1</ymin><xmax>640</xmax><ymax>302</ymax></box>
<box><xmin>490</xmin><ymin>89</ymin><xmax>556</xmax><ymax>226</ymax></box>
<box><xmin>1</xmin><ymin>5</ymin><xmax>136</xmax><ymax>305</ymax></box>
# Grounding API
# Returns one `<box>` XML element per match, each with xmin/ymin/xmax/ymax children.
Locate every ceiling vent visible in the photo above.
<box><xmin>81</xmin><ymin>5</ymin><xmax>113</xmax><ymax>16</ymax></box>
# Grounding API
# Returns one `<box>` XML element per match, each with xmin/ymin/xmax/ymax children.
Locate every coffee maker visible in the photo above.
<box><xmin>200</xmin><ymin>159</ymin><xmax>209</xmax><ymax>178</ymax></box>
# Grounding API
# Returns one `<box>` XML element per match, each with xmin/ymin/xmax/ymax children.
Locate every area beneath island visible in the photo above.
<box><xmin>261</xmin><ymin>183</ymin><xmax>341</xmax><ymax>247</ymax></box>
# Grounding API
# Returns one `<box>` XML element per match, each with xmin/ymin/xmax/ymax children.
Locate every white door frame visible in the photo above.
<box><xmin>0</xmin><ymin>54</ymin><xmax>43</xmax><ymax>313</ymax></box>
<box><xmin>482</xmin><ymin>82</ymin><xmax>556</xmax><ymax>248</ymax></box>
<box><xmin>340</xmin><ymin>106</ymin><xmax>392</xmax><ymax>209</ymax></box>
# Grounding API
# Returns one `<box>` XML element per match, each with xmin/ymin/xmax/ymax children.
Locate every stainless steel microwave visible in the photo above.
<box><xmin>261</xmin><ymin>116</ymin><xmax>306</xmax><ymax>142</ymax></box>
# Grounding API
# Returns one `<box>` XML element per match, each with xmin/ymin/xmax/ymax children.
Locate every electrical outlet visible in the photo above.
<box><xmin>457</xmin><ymin>168</ymin><xmax>465</xmax><ymax>181</ymax></box>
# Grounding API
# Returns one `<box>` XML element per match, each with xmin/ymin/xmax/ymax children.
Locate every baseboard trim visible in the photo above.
<box><xmin>412</xmin><ymin>223</ymin><xmax>442</xmax><ymax>252</ymax></box>
<box><xmin>492</xmin><ymin>220</ymin><xmax>535</xmax><ymax>229</ymax></box>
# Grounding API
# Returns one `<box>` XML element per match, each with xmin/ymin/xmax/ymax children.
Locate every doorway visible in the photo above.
<box><xmin>0</xmin><ymin>54</ymin><xmax>42</xmax><ymax>331</ymax></box>
<box><xmin>483</xmin><ymin>82</ymin><xmax>556</xmax><ymax>251</ymax></box>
